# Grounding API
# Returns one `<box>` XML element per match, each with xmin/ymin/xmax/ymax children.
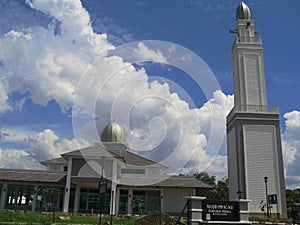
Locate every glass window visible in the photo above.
<box><xmin>119</xmin><ymin>189</ymin><xmax>128</xmax><ymax>214</ymax></box>
<box><xmin>132</xmin><ymin>191</ymin><xmax>145</xmax><ymax>215</ymax></box>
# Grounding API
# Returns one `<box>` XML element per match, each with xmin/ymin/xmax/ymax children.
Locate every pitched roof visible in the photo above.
<box><xmin>0</xmin><ymin>169</ymin><xmax>66</xmax><ymax>184</ymax></box>
<box><xmin>112</xmin><ymin>150</ymin><xmax>167</xmax><ymax>168</ymax></box>
<box><xmin>61</xmin><ymin>144</ymin><xmax>122</xmax><ymax>158</ymax></box>
<box><xmin>0</xmin><ymin>169</ymin><xmax>211</xmax><ymax>189</ymax></box>
<box><xmin>61</xmin><ymin>144</ymin><xmax>167</xmax><ymax>168</ymax></box>
<box><xmin>157</xmin><ymin>176</ymin><xmax>212</xmax><ymax>188</ymax></box>
<box><xmin>40</xmin><ymin>157</ymin><xmax>67</xmax><ymax>165</ymax></box>
<box><xmin>118</xmin><ymin>175</ymin><xmax>212</xmax><ymax>188</ymax></box>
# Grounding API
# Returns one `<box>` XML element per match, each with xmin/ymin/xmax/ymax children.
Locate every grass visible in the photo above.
<box><xmin>0</xmin><ymin>210</ymin><xmax>181</xmax><ymax>225</ymax></box>
<box><xmin>0</xmin><ymin>210</ymin><xmax>296</xmax><ymax>225</ymax></box>
<box><xmin>248</xmin><ymin>216</ymin><xmax>293</xmax><ymax>224</ymax></box>
<box><xmin>0</xmin><ymin>210</ymin><xmax>139</xmax><ymax>224</ymax></box>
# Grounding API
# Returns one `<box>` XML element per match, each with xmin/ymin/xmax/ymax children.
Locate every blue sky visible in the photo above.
<box><xmin>81</xmin><ymin>0</ymin><xmax>300</xmax><ymax>116</ymax></box>
<box><xmin>0</xmin><ymin>0</ymin><xmax>299</xmax><ymax>188</ymax></box>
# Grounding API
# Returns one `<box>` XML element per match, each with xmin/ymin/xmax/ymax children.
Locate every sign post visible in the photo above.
<box><xmin>98</xmin><ymin>178</ymin><xmax>107</xmax><ymax>225</ymax></box>
<box><xmin>268</xmin><ymin>194</ymin><xmax>278</xmax><ymax>217</ymax></box>
<box><xmin>202</xmin><ymin>200</ymin><xmax>240</xmax><ymax>222</ymax></box>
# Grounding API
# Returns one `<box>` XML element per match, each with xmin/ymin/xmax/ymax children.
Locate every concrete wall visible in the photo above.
<box><xmin>163</xmin><ymin>187</ymin><xmax>194</xmax><ymax>214</ymax></box>
<box><xmin>243</xmin><ymin>125</ymin><xmax>278</xmax><ymax>214</ymax></box>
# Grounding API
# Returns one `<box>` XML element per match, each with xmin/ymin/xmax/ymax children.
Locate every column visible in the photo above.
<box><xmin>115</xmin><ymin>188</ymin><xmax>120</xmax><ymax>215</ymax></box>
<box><xmin>31</xmin><ymin>184</ymin><xmax>38</xmax><ymax>211</ymax></box>
<box><xmin>18</xmin><ymin>187</ymin><xmax>23</xmax><ymax>205</ymax></box>
<box><xmin>160</xmin><ymin>189</ymin><xmax>164</xmax><ymax>213</ymax></box>
<box><xmin>110</xmin><ymin>159</ymin><xmax>117</xmax><ymax>215</ymax></box>
<box><xmin>85</xmin><ymin>189</ymin><xmax>89</xmax><ymax>211</ymax></box>
<box><xmin>128</xmin><ymin>188</ymin><xmax>133</xmax><ymax>215</ymax></box>
<box><xmin>237</xmin><ymin>199</ymin><xmax>251</xmax><ymax>223</ymax></box>
<box><xmin>63</xmin><ymin>158</ymin><xmax>72</xmax><ymax>212</ymax></box>
<box><xmin>74</xmin><ymin>186</ymin><xmax>81</xmax><ymax>213</ymax></box>
<box><xmin>0</xmin><ymin>183</ymin><xmax>8</xmax><ymax>209</ymax></box>
<box><xmin>184</xmin><ymin>196</ymin><xmax>206</xmax><ymax>225</ymax></box>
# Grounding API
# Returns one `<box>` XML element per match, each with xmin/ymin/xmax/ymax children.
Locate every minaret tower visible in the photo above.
<box><xmin>227</xmin><ymin>2</ymin><xmax>287</xmax><ymax>217</ymax></box>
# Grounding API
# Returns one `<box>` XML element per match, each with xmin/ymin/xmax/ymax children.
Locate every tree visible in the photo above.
<box><xmin>38</xmin><ymin>186</ymin><xmax>60</xmax><ymax>212</ymax></box>
<box><xmin>286</xmin><ymin>189</ymin><xmax>300</xmax><ymax>218</ymax></box>
<box><xmin>132</xmin><ymin>195</ymin><xmax>144</xmax><ymax>215</ymax></box>
<box><xmin>286</xmin><ymin>189</ymin><xmax>300</xmax><ymax>208</ymax></box>
<box><xmin>215</xmin><ymin>177</ymin><xmax>229</xmax><ymax>201</ymax></box>
<box><xmin>193</xmin><ymin>172</ymin><xmax>229</xmax><ymax>200</ymax></box>
<box><xmin>194</xmin><ymin>172</ymin><xmax>216</xmax><ymax>187</ymax></box>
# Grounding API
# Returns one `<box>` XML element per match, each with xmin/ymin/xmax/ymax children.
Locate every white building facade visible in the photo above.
<box><xmin>0</xmin><ymin>123</ymin><xmax>210</xmax><ymax>215</ymax></box>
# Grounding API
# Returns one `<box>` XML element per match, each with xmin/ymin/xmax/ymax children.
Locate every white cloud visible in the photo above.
<box><xmin>197</xmin><ymin>90</ymin><xmax>233</xmax><ymax>155</ymax></box>
<box><xmin>0</xmin><ymin>127</ymin><xmax>33</xmax><ymax>143</ymax></box>
<box><xmin>0</xmin><ymin>148</ymin><xmax>43</xmax><ymax>170</ymax></box>
<box><xmin>2</xmin><ymin>0</ymin><xmax>297</xmax><ymax>189</ymax></box>
<box><xmin>0</xmin><ymin>0</ymin><xmax>233</xmax><ymax>178</ymax></box>
<box><xmin>134</xmin><ymin>42</ymin><xmax>167</xmax><ymax>63</ymax></box>
<box><xmin>0</xmin><ymin>127</ymin><xmax>89</xmax><ymax>169</ymax></box>
<box><xmin>29</xmin><ymin>129</ymin><xmax>89</xmax><ymax>161</ymax></box>
<box><xmin>0</xmin><ymin>0</ymin><xmax>113</xmax><ymax>113</ymax></box>
<box><xmin>180</xmin><ymin>90</ymin><xmax>233</xmax><ymax>178</ymax></box>
<box><xmin>282</xmin><ymin>110</ymin><xmax>300</xmax><ymax>189</ymax></box>
<box><xmin>0</xmin><ymin>81</ymin><xmax>10</xmax><ymax>114</ymax></box>
<box><xmin>284</xmin><ymin>110</ymin><xmax>300</xmax><ymax>129</ymax></box>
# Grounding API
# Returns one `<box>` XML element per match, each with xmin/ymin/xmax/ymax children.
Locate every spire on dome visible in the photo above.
<box><xmin>236</xmin><ymin>2</ymin><xmax>251</xmax><ymax>20</ymax></box>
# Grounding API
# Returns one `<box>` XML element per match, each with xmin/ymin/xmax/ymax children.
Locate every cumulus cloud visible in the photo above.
<box><xmin>0</xmin><ymin>0</ymin><xmax>276</xmax><ymax>185</ymax></box>
<box><xmin>0</xmin><ymin>81</ymin><xmax>10</xmax><ymax>114</ymax></box>
<box><xmin>0</xmin><ymin>127</ymin><xmax>89</xmax><ymax>169</ymax></box>
<box><xmin>29</xmin><ymin>129</ymin><xmax>88</xmax><ymax>161</ymax></box>
<box><xmin>0</xmin><ymin>0</ymin><xmax>113</xmax><ymax>113</ymax></box>
<box><xmin>282</xmin><ymin>110</ymin><xmax>300</xmax><ymax>188</ymax></box>
<box><xmin>0</xmin><ymin>148</ymin><xmax>43</xmax><ymax>170</ymax></box>
<box><xmin>0</xmin><ymin>0</ymin><xmax>236</xmax><ymax>179</ymax></box>
<box><xmin>180</xmin><ymin>90</ymin><xmax>233</xmax><ymax>177</ymax></box>
<box><xmin>134</xmin><ymin>42</ymin><xmax>167</xmax><ymax>63</ymax></box>
<box><xmin>284</xmin><ymin>111</ymin><xmax>300</xmax><ymax>129</ymax></box>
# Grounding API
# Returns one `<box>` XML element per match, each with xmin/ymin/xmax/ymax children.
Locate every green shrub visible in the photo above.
<box><xmin>0</xmin><ymin>210</ymin><xmax>139</xmax><ymax>224</ymax></box>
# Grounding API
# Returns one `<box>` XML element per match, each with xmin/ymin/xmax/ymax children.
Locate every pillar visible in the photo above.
<box><xmin>74</xmin><ymin>186</ymin><xmax>81</xmax><ymax>213</ymax></box>
<box><xmin>0</xmin><ymin>183</ymin><xmax>8</xmax><ymax>209</ymax></box>
<box><xmin>110</xmin><ymin>159</ymin><xmax>117</xmax><ymax>215</ymax></box>
<box><xmin>237</xmin><ymin>199</ymin><xmax>251</xmax><ymax>223</ymax></box>
<box><xmin>18</xmin><ymin>187</ymin><xmax>23</xmax><ymax>205</ymax></box>
<box><xmin>115</xmin><ymin>188</ymin><xmax>120</xmax><ymax>215</ymax></box>
<box><xmin>128</xmin><ymin>188</ymin><xmax>133</xmax><ymax>215</ymax></box>
<box><xmin>160</xmin><ymin>189</ymin><xmax>164</xmax><ymax>213</ymax></box>
<box><xmin>63</xmin><ymin>158</ymin><xmax>72</xmax><ymax>212</ymax></box>
<box><xmin>85</xmin><ymin>189</ymin><xmax>89</xmax><ymax>211</ymax></box>
<box><xmin>31</xmin><ymin>184</ymin><xmax>38</xmax><ymax>211</ymax></box>
<box><xmin>184</xmin><ymin>196</ymin><xmax>206</xmax><ymax>225</ymax></box>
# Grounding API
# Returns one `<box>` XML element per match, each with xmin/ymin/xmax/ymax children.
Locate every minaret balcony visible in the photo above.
<box><xmin>227</xmin><ymin>104</ymin><xmax>279</xmax><ymax>121</ymax></box>
<box><xmin>233</xmin><ymin>36</ymin><xmax>262</xmax><ymax>45</ymax></box>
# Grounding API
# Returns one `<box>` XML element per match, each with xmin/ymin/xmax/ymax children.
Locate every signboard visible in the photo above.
<box><xmin>202</xmin><ymin>200</ymin><xmax>240</xmax><ymax>221</ymax></box>
<box><xmin>292</xmin><ymin>204</ymin><xmax>300</xmax><ymax>224</ymax></box>
<box><xmin>98</xmin><ymin>178</ymin><xmax>112</xmax><ymax>194</ymax></box>
<box><xmin>99</xmin><ymin>178</ymin><xmax>107</xmax><ymax>194</ymax></box>
<box><xmin>268</xmin><ymin>194</ymin><xmax>277</xmax><ymax>204</ymax></box>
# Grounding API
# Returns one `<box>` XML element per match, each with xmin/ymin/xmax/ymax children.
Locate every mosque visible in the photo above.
<box><xmin>0</xmin><ymin>122</ymin><xmax>210</xmax><ymax>215</ymax></box>
<box><xmin>0</xmin><ymin>2</ymin><xmax>287</xmax><ymax>218</ymax></box>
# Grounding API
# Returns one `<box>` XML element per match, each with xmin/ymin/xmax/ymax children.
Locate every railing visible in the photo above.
<box><xmin>227</xmin><ymin>104</ymin><xmax>279</xmax><ymax>120</ymax></box>
<box><xmin>232</xmin><ymin>36</ymin><xmax>262</xmax><ymax>46</ymax></box>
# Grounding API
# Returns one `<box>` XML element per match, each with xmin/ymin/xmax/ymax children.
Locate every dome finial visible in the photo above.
<box><xmin>236</xmin><ymin>2</ymin><xmax>251</xmax><ymax>20</ymax></box>
<box><xmin>100</xmin><ymin>122</ymin><xmax>126</xmax><ymax>143</ymax></box>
